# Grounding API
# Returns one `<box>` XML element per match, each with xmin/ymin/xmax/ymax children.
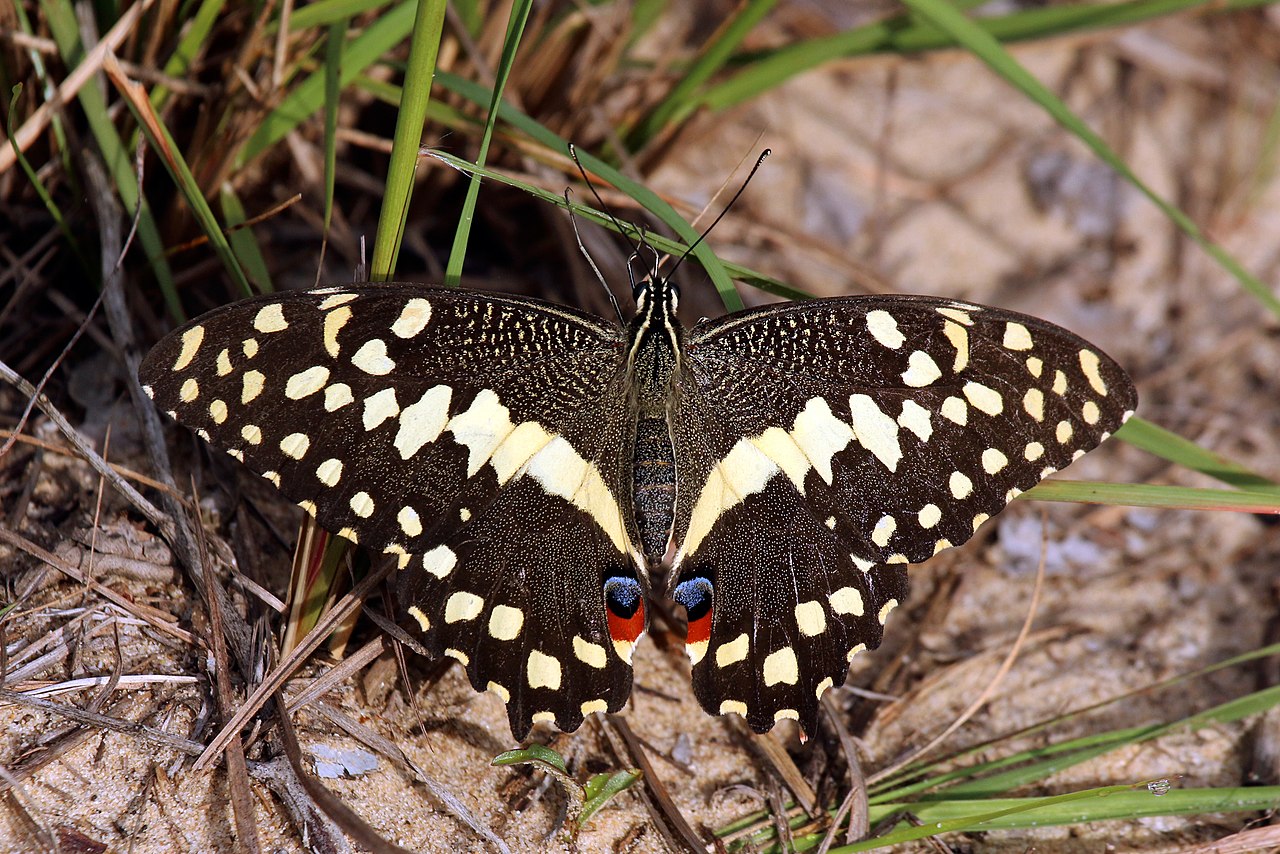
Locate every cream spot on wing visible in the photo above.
<box><xmin>941</xmin><ymin>396</ymin><xmax>968</xmax><ymax>425</ymax></box>
<box><xmin>794</xmin><ymin>600</ymin><xmax>826</xmax><ymax>637</ymax></box>
<box><xmin>897</xmin><ymin>400</ymin><xmax>933</xmax><ymax>443</ymax></box>
<box><xmin>763</xmin><ymin>646</ymin><xmax>799</xmax><ymax>686</ymax></box>
<box><xmin>1023</xmin><ymin>387</ymin><xmax>1045</xmax><ymax>422</ymax></box>
<box><xmin>336</xmin><ymin>526</ymin><xmax>359</xmax><ymax>544</ymax></box>
<box><xmin>790</xmin><ymin>397</ymin><xmax>854</xmax><ymax>484</ymax></box>
<box><xmin>716</xmin><ymin>633</ymin><xmax>749</xmax><ymax>668</ymax></box>
<box><xmin>851</xmin><ymin>554</ymin><xmax>874</xmax><ymax>573</ymax></box>
<box><xmin>1079</xmin><ymin>349</ymin><xmax>1108</xmax><ymax>396</ymax></box>
<box><xmin>196</xmin><ymin>428</ymin><xmax>211</xmax><ymax>441</ymax></box>
<box><xmin>531</xmin><ymin>711</ymin><xmax>556</xmax><ymax>725</ymax></box>
<box><xmin>285</xmin><ymin>365</ymin><xmax>330</xmax><ymax>400</ymax></box>
<box><xmin>936</xmin><ymin>307</ymin><xmax>973</xmax><ymax>325</ymax></box>
<box><xmin>684</xmin><ymin>440</ymin><xmax>781</xmax><ymax>558</ymax></box>
<box><xmin>1053</xmin><ymin>370</ymin><xmax>1068</xmax><ymax>395</ymax></box>
<box><xmin>849</xmin><ymin>394</ymin><xmax>901</xmax><ymax>472</ymax></box>
<box><xmin>871</xmin><ymin>514</ymin><xmax>896</xmax><ymax>547</ymax></box>
<box><xmin>488</xmin><ymin>605</ymin><xmax>524</xmax><ymax>641</ymax></box>
<box><xmin>397</xmin><ymin>505</ymin><xmax>422</xmax><ymax>536</ymax></box>
<box><xmin>324</xmin><ymin>383</ymin><xmax>354</xmax><ymax>412</ymax></box>
<box><xmin>825</xmin><ymin>516</ymin><xmax>836</xmax><ymax>529</ymax></box>
<box><xmin>1025</xmin><ymin>441</ymin><xmax>1045</xmax><ymax>461</ymax></box>
<box><xmin>487</xmin><ymin>681</ymin><xmax>510</xmax><ymax>703</ymax></box>
<box><xmin>395</xmin><ymin>385</ymin><xmax>453</xmax><ymax>460</ymax></box>
<box><xmin>1042</xmin><ymin>466</ymin><xmax>1058</xmax><ymax>477</ymax></box>
<box><xmin>242</xmin><ymin>338</ymin><xmax>259</xmax><ymax>358</ymax></box>
<box><xmin>362</xmin><ymin>388</ymin><xmax>399</xmax><ymax>430</ymax></box>
<box><xmin>407</xmin><ymin>606</ymin><xmax>430</xmax><ymax>632</ymax></box>
<box><xmin>215</xmin><ymin>349</ymin><xmax>232</xmax><ymax>376</ymax></box>
<box><xmin>686</xmin><ymin>639</ymin><xmax>708</xmax><ymax>666</ymax></box>
<box><xmin>444</xmin><ymin>591</ymin><xmax>484</xmax><ymax>623</ymax></box>
<box><xmin>1082</xmin><ymin>400</ymin><xmax>1101</xmax><ymax>425</ymax></box>
<box><xmin>934</xmin><ymin>539</ymin><xmax>953</xmax><ymax>554</ymax></box>
<box><xmin>828</xmin><ymin>586</ymin><xmax>864</xmax><ymax>616</ymax></box>
<box><xmin>447</xmin><ymin>390</ymin><xmax>517</xmax><ymax>477</ymax></box>
<box><xmin>421</xmin><ymin>545</ymin><xmax>457</xmax><ymax>579</ymax></box>
<box><xmin>774</xmin><ymin>709</ymin><xmax>799</xmax><ymax>723</ymax></box>
<box><xmin>318</xmin><ymin>293</ymin><xmax>357</xmax><ymax>309</ymax></box>
<box><xmin>950</xmin><ymin>471</ymin><xmax>973</xmax><ymax>500</ymax></box>
<box><xmin>943</xmin><ymin>320</ymin><xmax>969</xmax><ymax>371</ymax></box>
<box><xmin>323</xmin><ymin>306</ymin><xmax>352</xmax><ymax>358</ymax></box>
<box><xmin>573</xmin><ymin>636</ymin><xmax>607</xmax><ymax>669</ymax></box>
<box><xmin>1006</xmin><ymin>487</ymin><xmax>1023</xmax><ymax>501</ymax></box>
<box><xmin>918</xmin><ymin>503</ymin><xmax>942</xmax><ymax>528</ymax></box>
<box><xmin>142</xmin><ymin>385</ymin><xmax>154</xmax><ymax>399</ymax></box>
<box><xmin>445</xmin><ymin>648</ymin><xmax>469</xmax><ymax>665</ymax></box>
<box><xmin>816</xmin><ymin>676</ymin><xmax>834</xmax><ymax>700</ymax></box>
<box><xmin>351</xmin><ymin>339</ymin><xmax>394</xmax><ymax>375</ymax></box>
<box><xmin>172</xmin><ymin>325</ymin><xmax>205</xmax><ymax>371</ymax></box>
<box><xmin>179</xmin><ymin>378</ymin><xmax>199</xmax><ymax>402</ymax></box>
<box><xmin>901</xmin><ymin>350</ymin><xmax>942</xmax><ymax>387</ymax></box>
<box><xmin>241</xmin><ymin>370</ymin><xmax>265</xmax><ymax>404</ymax></box>
<box><xmin>963</xmin><ymin>381</ymin><xmax>1004</xmax><ymax>416</ymax></box>
<box><xmin>878</xmin><ymin>599</ymin><xmax>898</xmax><ymax>625</ymax></box>
<box><xmin>264</xmin><ymin>471</ymin><xmax>281</xmax><ymax>487</ymax></box>
<box><xmin>847</xmin><ymin>643</ymin><xmax>867</xmax><ymax>662</ymax></box>
<box><xmin>349</xmin><ymin>491</ymin><xmax>374</xmax><ymax>518</ymax></box>
<box><xmin>972</xmin><ymin>512</ymin><xmax>990</xmax><ymax>530</ymax></box>
<box><xmin>748</xmin><ymin>427</ymin><xmax>809</xmax><ymax>492</ymax></box>
<box><xmin>1003</xmin><ymin>321</ymin><xmax>1033</xmax><ymax>351</ymax></box>
<box><xmin>316</xmin><ymin>458</ymin><xmax>343</xmax><ymax>487</ymax></box>
<box><xmin>391</xmin><ymin>298</ymin><xmax>432</xmax><ymax>338</ymax></box>
<box><xmin>982</xmin><ymin>448</ymin><xmax>1009</xmax><ymax>474</ymax></box>
<box><xmin>526</xmin><ymin>650</ymin><xmax>562</xmax><ymax>690</ymax></box>
<box><xmin>1072</xmin><ymin>448</ymin><xmax>1086</xmax><ymax>461</ymax></box>
<box><xmin>253</xmin><ymin>304</ymin><xmax>287</xmax><ymax>333</ymax></box>
<box><xmin>1026</xmin><ymin>355</ymin><xmax>1043</xmax><ymax>377</ymax></box>
<box><xmin>581</xmin><ymin>699</ymin><xmax>609</xmax><ymax>716</ymax></box>
<box><xmin>866</xmin><ymin>310</ymin><xmax>904</xmax><ymax>349</ymax></box>
<box><xmin>459</xmin><ymin>508</ymin><xmax>472</xmax><ymax>522</ymax></box>
<box><xmin>1056</xmin><ymin>420</ymin><xmax>1073</xmax><ymax>443</ymax></box>
<box><xmin>280</xmin><ymin>432</ymin><xmax>310</xmax><ymax>460</ymax></box>
<box><xmin>241</xmin><ymin>424</ymin><xmax>262</xmax><ymax>445</ymax></box>
<box><xmin>209</xmin><ymin>399</ymin><xmax>227</xmax><ymax>424</ymax></box>
<box><xmin>298</xmin><ymin>499</ymin><xmax>316</xmax><ymax>515</ymax></box>
<box><xmin>720</xmin><ymin>700</ymin><xmax>748</xmax><ymax>717</ymax></box>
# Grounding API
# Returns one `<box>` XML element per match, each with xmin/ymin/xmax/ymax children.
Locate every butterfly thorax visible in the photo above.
<box><xmin>626</xmin><ymin>276</ymin><xmax>683</xmax><ymax>567</ymax></box>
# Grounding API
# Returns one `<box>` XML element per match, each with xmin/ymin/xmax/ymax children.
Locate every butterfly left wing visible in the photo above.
<box><xmin>669</xmin><ymin>295</ymin><xmax>1137</xmax><ymax>735</ymax></box>
<box><xmin>139</xmin><ymin>285</ymin><xmax>646</xmax><ymax>738</ymax></box>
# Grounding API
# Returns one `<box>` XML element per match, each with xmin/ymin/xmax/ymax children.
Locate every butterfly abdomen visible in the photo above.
<box><xmin>633</xmin><ymin>415</ymin><xmax>676</xmax><ymax>563</ymax></box>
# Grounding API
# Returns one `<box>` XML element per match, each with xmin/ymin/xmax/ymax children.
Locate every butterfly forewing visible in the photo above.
<box><xmin>139</xmin><ymin>285</ymin><xmax>643</xmax><ymax>738</ymax></box>
<box><xmin>670</xmin><ymin>295</ymin><xmax>1137</xmax><ymax>733</ymax></box>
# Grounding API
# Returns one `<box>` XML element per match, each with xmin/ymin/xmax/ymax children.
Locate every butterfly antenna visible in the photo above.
<box><xmin>568</xmin><ymin>144</ymin><xmax>647</xmax><ymax>261</ymax></box>
<box><xmin>564</xmin><ymin>188</ymin><xmax>624</xmax><ymax>323</ymax></box>
<box><xmin>665</xmin><ymin>148</ymin><xmax>771</xmax><ymax>283</ymax></box>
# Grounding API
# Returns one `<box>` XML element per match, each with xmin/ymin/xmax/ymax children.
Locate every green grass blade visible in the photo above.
<box><xmin>899</xmin><ymin>0</ymin><xmax>1280</xmax><ymax>320</ymax></box>
<box><xmin>239</xmin><ymin>1</ymin><xmax>418</xmax><ymax>168</ymax></box>
<box><xmin>444</xmin><ymin>0</ymin><xmax>534</xmax><ymax>287</ymax></box>
<box><xmin>369</xmin><ymin>0</ymin><xmax>446</xmax><ymax>282</ymax></box>
<box><xmin>105</xmin><ymin>56</ymin><xmax>251</xmax><ymax>297</ymax></box>
<box><xmin>322</xmin><ymin>18</ymin><xmax>349</xmax><ymax>248</ymax></box>
<box><xmin>219</xmin><ymin>186</ymin><xmax>272</xmax><ymax>291</ymax></box>
<box><xmin>39</xmin><ymin>0</ymin><xmax>181</xmax><ymax>318</ymax></box>
<box><xmin>700</xmin><ymin>0</ymin><xmax>1257</xmax><ymax>113</ymax></box>
<box><xmin>431</xmin><ymin>71</ymin><xmax>741</xmax><ymax>310</ymax></box>
<box><xmin>1120</xmin><ymin>416</ymin><xmax>1280</xmax><ymax>492</ymax></box>
<box><xmin>288</xmin><ymin>0</ymin><xmax>394</xmax><ymax>31</ymax></box>
<box><xmin>151</xmin><ymin>0</ymin><xmax>225</xmax><ymax>110</ymax></box>
<box><xmin>1023</xmin><ymin>480</ymin><xmax>1280</xmax><ymax>513</ymax></box>
<box><xmin>625</xmin><ymin>0</ymin><xmax>779</xmax><ymax>150</ymax></box>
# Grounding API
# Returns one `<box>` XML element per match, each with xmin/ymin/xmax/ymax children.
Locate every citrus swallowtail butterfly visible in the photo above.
<box><xmin>139</xmin><ymin>275</ymin><xmax>1135</xmax><ymax>739</ymax></box>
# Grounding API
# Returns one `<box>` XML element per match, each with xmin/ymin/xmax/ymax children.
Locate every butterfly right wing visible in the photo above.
<box><xmin>139</xmin><ymin>285</ymin><xmax>646</xmax><ymax>738</ymax></box>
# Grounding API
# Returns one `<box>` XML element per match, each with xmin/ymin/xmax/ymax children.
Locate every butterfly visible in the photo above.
<box><xmin>139</xmin><ymin>272</ymin><xmax>1135</xmax><ymax>739</ymax></box>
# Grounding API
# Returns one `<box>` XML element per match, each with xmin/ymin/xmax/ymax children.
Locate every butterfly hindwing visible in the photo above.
<box><xmin>139</xmin><ymin>285</ymin><xmax>645</xmax><ymax>738</ymax></box>
<box><xmin>670</xmin><ymin>295</ymin><xmax>1137</xmax><ymax>734</ymax></box>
